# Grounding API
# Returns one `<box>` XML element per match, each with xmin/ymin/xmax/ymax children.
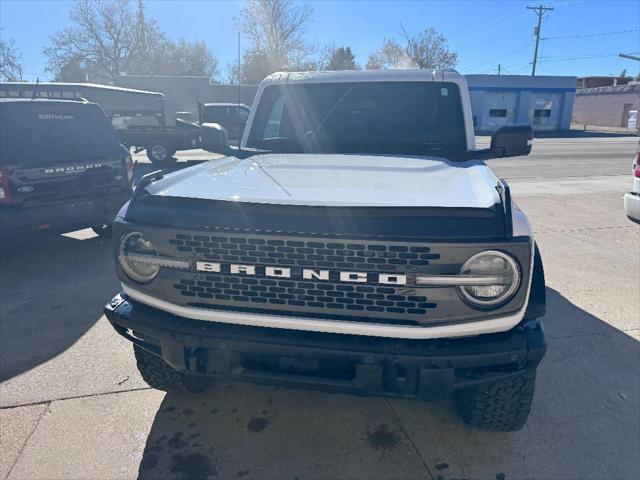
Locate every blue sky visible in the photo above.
<box><xmin>1</xmin><ymin>0</ymin><xmax>639</xmax><ymax>82</ymax></box>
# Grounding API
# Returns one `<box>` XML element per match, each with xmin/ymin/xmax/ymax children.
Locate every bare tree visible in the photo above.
<box><xmin>160</xmin><ymin>39</ymin><xmax>219</xmax><ymax>77</ymax></box>
<box><xmin>366</xmin><ymin>40</ymin><xmax>409</xmax><ymax>70</ymax></box>
<box><xmin>367</xmin><ymin>26</ymin><xmax>457</xmax><ymax>70</ymax></box>
<box><xmin>45</xmin><ymin>0</ymin><xmax>140</xmax><ymax>83</ymax></box>
<box><xmin>128</xmin><ymin>0</ymin><xmax>169</xmax><ymax>76</ymax></box>
<box><xmin>0</xmin><ymin>32</ymin><xmax>23</xmax><ymax>81</ymax></box>
<box><xmin>44</xmin><ymin>0</ymin><xmax>219</xmax><ymax>83</ymax></box>
<box><xmin>236</xmin><ymin>0</ymin><xmax>314</xmax><ymax>81</ymax></box>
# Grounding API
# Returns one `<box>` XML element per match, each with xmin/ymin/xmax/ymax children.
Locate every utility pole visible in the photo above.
<box><xmin>498</xmin><ymin>63</ymin><xmax>501</xmax><ymax>75</ymax></box>
<box><xmin>527</xmin><ymin>4</ymin><xmax>554</xmax><ymax>76</ymax></box>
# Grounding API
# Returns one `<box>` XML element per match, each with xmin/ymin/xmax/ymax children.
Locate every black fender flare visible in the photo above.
<box><xmin>524</xmin><ymin>243</ymin><xmax>546</xmax><ymax>320</ymax></box>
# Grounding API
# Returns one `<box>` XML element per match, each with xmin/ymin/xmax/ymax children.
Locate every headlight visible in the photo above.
<box><xmin>459</xmin><ymin>250</ymin><xmax>520</xmax><ymax>307</ymax></box>
<box><xmin>118</xmin><ymin>232</ymin><xmax>160</xmax><ymax>283</ymax></box>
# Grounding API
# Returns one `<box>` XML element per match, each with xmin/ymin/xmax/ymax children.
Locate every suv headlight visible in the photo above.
<box><xmin>459</xmin><ymin>250</ymin><xmax>520</xmax><ymax>307</ymax></box>
<box><xmin>118</xmin><ymin>232</ymin><xmax>160</xmax><ymax>283</ymax></box>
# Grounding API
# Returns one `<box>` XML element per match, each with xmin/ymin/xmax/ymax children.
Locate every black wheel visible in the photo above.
<box><xmin>454</xmin><ymin>374</ymin><xmax>537</xmax><ymax>431</ymax></box>
<box><xmin>133</xmin><ymin>345</ymin><xmax>211</xmax><ymax>393</ymax></box>
<box><xmin>91</xmin><ymin>224</ymin><xmax>112</xmax><ymax>238</ymax></box>
<box><xmin>146</xmin><ymin>142</ymin><xmax>176</xmax><ymax>165</ymax></box>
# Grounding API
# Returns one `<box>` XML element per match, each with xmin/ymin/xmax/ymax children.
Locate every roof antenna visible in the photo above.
<box><xmin>32</xmin><ymin>78</ymin><xmax>40</xmax><ymax>100</ymax></box>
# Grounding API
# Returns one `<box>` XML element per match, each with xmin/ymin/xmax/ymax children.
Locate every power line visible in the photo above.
<box><xmin>527</xmin><ymin>4</ymin><xmax>554</xmax><ymax>76</ymax></box>
<box><xmin>543</xmin><ymin>28</ymin><xmax>639</xmax><ymax>40</ymax></box>
<box><xmin>538</xmin><ymin>54</ymin><xmax>620</xmax><ymax>62</ymax></box>
<box><xmin>465</xmin><ymin>42</ymin><xmax>534</xmax><ymax>73</ymax></box>
<box><xmin>457</xmin><ymin>8</ymin><xmax>531</xmax><ymax>42</ymax></box>
<box><xmin>539</xmin><ymin>53</ymin><xmax>617</xmax><ymax>59</ymax></box>
<box><xmin>540</xmin><ymin>50</ymin><xmax>640</xmax><ymax>59</ymax></box>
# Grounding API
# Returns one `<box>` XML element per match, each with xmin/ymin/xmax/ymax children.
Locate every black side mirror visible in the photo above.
<box><xmin>200</xmin><ymin>123</ymin><xmax>230</xmax><ymax>154</ymax></box>
<box><xmin>490</xmin><ymin>125</ymin><xmax>533</xmax><ymax>158</ymax></box>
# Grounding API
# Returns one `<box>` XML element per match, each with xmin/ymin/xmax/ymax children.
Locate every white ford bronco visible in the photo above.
<box><xmin>105</xmin><ymin>69</ymin><xmax>546</xmax><ymax>431</ymax></box>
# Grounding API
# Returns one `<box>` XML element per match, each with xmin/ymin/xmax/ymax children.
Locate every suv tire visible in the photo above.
<box><xmin>146</xmin><ymin>142</ymin><xmax>176</xmax><ymax>165</ymax></box>
<box><xmin>133</xmin><ymin>345</ymin><xmax>211</xmax><ymax>393</ymax></box>
<box><xmin>454</xmin><ymin>375</ymin><xmax>536</xmax><ymax>431</ymax></box>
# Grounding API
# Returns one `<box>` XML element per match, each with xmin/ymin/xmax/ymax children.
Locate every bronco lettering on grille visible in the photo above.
<box><xmin>195</xmin><ymin>261</ymin><xmax>407</xmax><ymax>286</ymax></box>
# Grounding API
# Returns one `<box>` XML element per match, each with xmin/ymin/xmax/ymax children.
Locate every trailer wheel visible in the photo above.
<box><xmin>146</xmin><ymin>142</ymin><xmax>176</xmax><ymax>165</ymax></box>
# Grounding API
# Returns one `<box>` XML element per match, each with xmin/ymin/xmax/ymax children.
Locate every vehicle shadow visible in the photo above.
<box><xmin>136</xmin><ymin>288</ymin><xmax>640</xmax><ymax>480</ymax></box>
<box><xmin>0</xmin><ymin>231</ymin><xmax>119</xmax><ymax>381</ymax></box>
<box><xmin>533</xmin><ymin>129</ymin><xmax>638</xmax><ymax>139</ymax></box>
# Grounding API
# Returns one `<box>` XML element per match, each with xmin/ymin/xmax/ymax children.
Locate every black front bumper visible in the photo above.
<box><xmin>105</xmin><ymin>293</ymin><xmax>546</xmax><ymax>400</ymax></box>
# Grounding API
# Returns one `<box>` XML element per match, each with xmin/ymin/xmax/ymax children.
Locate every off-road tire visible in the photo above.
<box><xmin>146</xmin><ymin>142</ymin><xmax>176</xmax><ymax>165</ymax></box>
<box><xmin>454</xmin><ymin>375</ymin><xmax>536</xmax><ymax>431</ymax></box>
<box><xmin>133</xmin><ymin>345</ymin><xmax>210</xmax><ymax>393</ymax></box>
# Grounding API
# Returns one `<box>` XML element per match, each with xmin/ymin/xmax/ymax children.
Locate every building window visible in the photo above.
<box><xmin>489</xmin><ymin>109</ymin><xmax>507</xmax><ymax>117</ymax></box>
<box><xmin>534</xmin><ymin>109</ymin><xmax>551</xmax><ymax>118</ymax></box>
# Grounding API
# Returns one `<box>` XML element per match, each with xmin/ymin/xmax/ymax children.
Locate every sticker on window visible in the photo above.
<box><xmin>441</xmin><ymin>88</ymin><xmax>449</xmax><ymax>96</ymax></box>
<box><xmin>38</xmin><ymin>113</ymin><xmax>75</xmax><ymax>120</ymax></box>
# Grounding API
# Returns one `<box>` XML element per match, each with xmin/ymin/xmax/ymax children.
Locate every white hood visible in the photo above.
<box><xmin>148</xmin><ymin>153</ymin><xmax>501</xmax><ymax>209</ymax></box>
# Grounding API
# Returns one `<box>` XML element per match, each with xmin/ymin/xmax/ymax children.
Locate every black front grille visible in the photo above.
<box><xmin>168</xmin><ymin>234</ymin><xmax>440</xmax><ymax>272</ymax></box>
<box><xmin>173</xmin><ymin>274</ymin><xmax>437</xmax><ymax>318</ymax></box>
<box><xmin>160</xmin><ymin>232</ymin><xmax>443</xmax><ymax>325</ymax></box>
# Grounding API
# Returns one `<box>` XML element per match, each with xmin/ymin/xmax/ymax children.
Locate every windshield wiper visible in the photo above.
<box><xmin>302</xmin><ymin>84</ymin><xmax>361</xmax><ymax>149</ymax></box>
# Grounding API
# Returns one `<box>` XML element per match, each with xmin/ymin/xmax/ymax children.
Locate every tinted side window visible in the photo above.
<box><xmin>232</xmin><ymin>107</ymin><xmax>249</xmax><ymax>123</ymax></box>
<box><xmin>202</xmin><ymin>106</ymin><xmax>226</xmax><ymax>124</ymax></box>
<box><xmin>262</xmin><ymin>96</ymin><xmax>285</xmax><ymax>139</ymax></box>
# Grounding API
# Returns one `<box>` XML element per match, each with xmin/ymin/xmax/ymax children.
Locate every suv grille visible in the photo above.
<box><xmin>164</xmin><ymin>232</ymin><xmax>442</xmax><ymax>324</ymax></box>
<box><xmin>169</xmin><ymin>235</ymin><xmax>440</xmax><ymax>271</ymax></box>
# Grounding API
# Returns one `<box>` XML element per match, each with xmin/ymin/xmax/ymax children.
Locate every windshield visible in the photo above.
<box><xmin>0</xmin><ymin>102</ymin><xmax>118</xmax><ymax>165</ymax></box>
<box><xmin>246</xmin><ymin>81</ymin><xmax>467</xmax><ymax>155</ymax></box>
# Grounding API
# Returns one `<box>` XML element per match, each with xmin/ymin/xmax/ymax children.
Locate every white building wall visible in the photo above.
<box><xmin>465</xmin><ymin>74</ymin><xmax>577</xmax><ymax>133</ymax></box>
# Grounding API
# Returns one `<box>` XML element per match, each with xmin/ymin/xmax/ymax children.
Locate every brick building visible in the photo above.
<box><xmin>572</xmin><ymin>83</ymin><xmax>640</xmax><ymax>129</ymax></box>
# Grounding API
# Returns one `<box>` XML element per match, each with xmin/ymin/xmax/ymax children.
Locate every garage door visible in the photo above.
<box><xmin>528</xmin><ymin>93</ymin><xmax>563</xmax><ymax>131</ymax></box>
<box><xmin>481</xmin><ymin>91</ymin><xmax>518</xmax><ymax>132</ymax></box>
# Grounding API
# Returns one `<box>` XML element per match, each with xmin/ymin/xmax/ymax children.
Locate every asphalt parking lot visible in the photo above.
<box><xmin>1</xmin><ymin>133</ymin><xmax>639</xmax><ymax>480</ymax></box>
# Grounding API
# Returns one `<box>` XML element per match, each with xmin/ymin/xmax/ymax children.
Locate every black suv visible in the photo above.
<box><xmin>0</xmin><ymin>98</ymin><xmax>133</xmax><ymax>241</ymax></box>
<box><xmin>199</xmin><ymin>103</ymin><xmax>250</xmax><ymax>142</ymax></box>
